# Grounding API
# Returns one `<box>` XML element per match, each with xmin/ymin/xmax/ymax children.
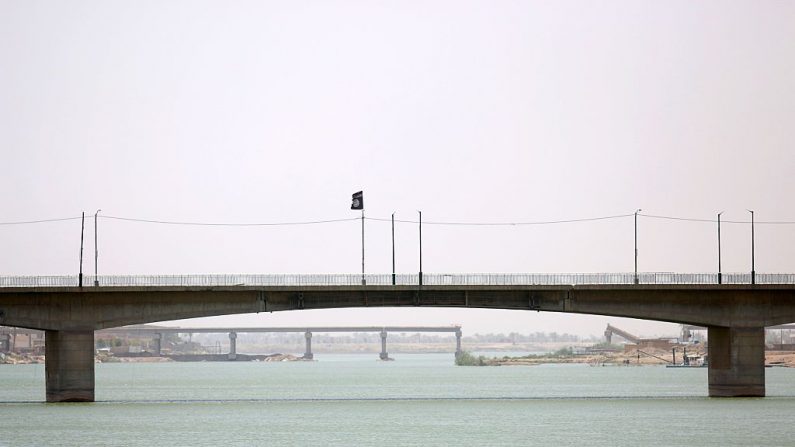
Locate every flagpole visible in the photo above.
<box><xmin>350</xmin><ymin>191</ymin><xmax>365</xmax><ymax>285</ymax></box>
<box><xmin>361</xmin><ymin>209</ymin><xmax>365</xmax><ymax>285</ymax></box>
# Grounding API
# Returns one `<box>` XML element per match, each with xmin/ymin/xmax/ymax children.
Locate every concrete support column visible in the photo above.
<box><xmin>303</xmin><ymin>331</ymin><xmax>313</xmax><ymax>360</ymax></box>
<box><xmin>228</xmin><ymin>331</ymin><xmax>237</xmax><ymax>361</ymax></box>
<box><xmin>153</xmin><ymin>333</ymin><xmax>162</xmax><ymax>356</ymax></box>
<box><xmin>0</xmin><ymin>333</ymin><xmax>10</xmax><ymax>353</ymax></box>
<box><xmin>708</xmin><ymin>326</ymin><xmax>765</xmax><ymax>397</ymax></box>
<box><xmin>379</xmin><ymin>330</ymin><xmax>388</xmax><ymax>360</ymax></box>
<box><xmin>45</xmin><ymin>330</ymin><xmax>95</xmax><ymax>402</ymax></box>
<box><xmin>455</xmin><ymin>329</ymin><xmax>462</xmax><ymax>359</ymax></box>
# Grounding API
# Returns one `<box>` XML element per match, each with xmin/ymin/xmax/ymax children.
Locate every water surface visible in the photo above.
<box><xmin>1</xmin><ymin>354</ymin><xmax>793</xmax><ymax>446</ymax></box>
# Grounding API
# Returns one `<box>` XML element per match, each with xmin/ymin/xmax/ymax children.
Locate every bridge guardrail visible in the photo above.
<box><xmin>1</xmin><ymin>273</ymin><xmax>794</xmax><ymax>287</ymax></box>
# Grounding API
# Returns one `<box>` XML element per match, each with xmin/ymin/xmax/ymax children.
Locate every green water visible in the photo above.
<box><xmin>1</xmin><ymin>354</ymin><xmax>794</xmax><ymax>446</ymax></box>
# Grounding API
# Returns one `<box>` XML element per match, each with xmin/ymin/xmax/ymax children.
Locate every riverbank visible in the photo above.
<box><xmin>164</xmin><ymin>353</ymin><xmax>304</xmax><ymax>362</ymax></box>
<box><xmin>0</xmin><ymin>352</ymin><xmax>44</xmax><ymax>364</ymax></box>
<box><xmin>488</xmin><ymin>348</ymin><xmax>698</xmax><ymax>366</ymax></box>
<box><xmin>226</xmin><ymin>341</ymin><xmax>587</xmax><ymax>354</ymax></box>
<box><xmin>457</xmin><ymin>347</ymin><xmax>795</xmax><ymax>368</ymax></box>
<box><xmin>0</xmin><ymin>352</ymin><xmax>306</xmax><ymax>364</ymax></box>
<box><xmin>5</xmin><ymin>349</ymin><xmax>795</xmax><ymax>366</ymax></box>
<box><xmin>110</xmin><ymin>352</ymin><xmax>306</xmax><ymax>362</ymax></box>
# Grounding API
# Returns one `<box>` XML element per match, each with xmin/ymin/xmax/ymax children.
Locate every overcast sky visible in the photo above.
<box><xmin>1</xmin><ymin>1</ymin><xmax>793</xmax><ymax>337</ymax></box>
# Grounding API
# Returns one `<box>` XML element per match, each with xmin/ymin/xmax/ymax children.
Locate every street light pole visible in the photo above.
<box><xmin>79</xmin><ymin>212</ymin><xmax>85</xmax><ymax>288</ymax></box>
<box><xmin>391</xmin><ymin>212</ymin><xmax>396</xmax><ymax>286</ymax></box>
<box><xmin>634</xmin><ymin>208</ymin><xmax>641</xmax><ymax>285</ymax></box>
<box><xmin>94</xmin><ymin>209</ymin><xmax>101</xmax><ymax>287</ymax></box>
<box><xmin>748</xmin><ymin>209</ymin><xmax>755</xmax><ymax>285</ymax></box>
<box><xmin>418</xmin><ymin>210</ymin><xmax>423</xmax><ymax>287</ymax></box>
<box><xmin>717</xmin><ymin>212</ymin><xmax>723</xmax><ymax>285</ymax></box>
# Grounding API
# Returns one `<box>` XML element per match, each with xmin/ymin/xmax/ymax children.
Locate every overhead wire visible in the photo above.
<box><xmin>365</xmin><ymin>213</ymin><xmax>635</xmax><ymax>226</ymax></box>
<box><xmin>639</xmin><ymin>213</ymin><xmax>795</xmax><ymax>225</ymax></box>
<box><xmin>0</xmin><ymin>216</ymin><xmax>84</xmax><ymax>226</ymax></box>
<box><xmin>1</xmin><ymin>212</ymin><xmax>795</xmax><ymax>227</ymax></box>
<box><xmin>100</xmin><ymin>215</ymin><xmax>360</xmax><ymax>226</ymax></box>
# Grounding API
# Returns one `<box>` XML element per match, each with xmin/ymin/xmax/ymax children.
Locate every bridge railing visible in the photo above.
<box><xmin>1</xmin><ymin>273</ymin><xmax>794</xmax><ymax>287</ymax></box>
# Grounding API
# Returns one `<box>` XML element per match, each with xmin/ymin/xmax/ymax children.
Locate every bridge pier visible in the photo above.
<box><xmin>303</xmin><ymin>331</ymin><xmax>313</xmax><ymax>360</ymax></box>
<box><xmin>228</xmin><ymin>331</ymin><xmax>237</xmax><ymax>360</ymax></box>
<box><xmin>153</xmin><ymin>333</ymin><xmax>162</xmax><ymax>356</ymax></box>
<box><xmin>0</xmin><ymin>333</ymin><xmax>10</xmax><ymax>353</ymax></box>
<box><xmin>708</xmin><ymin>326</ymin><xmax>765</xmax><ymax>397</ymax></box>
<box><xmin>379</xmin><ymin>330</ymin><xmax>389</xmax><ymax>360</ymax></box>
<box><xmin>45</xmin><ymin>330</ymin><xmax>95</xmax><ymax>402</ymax></box>
<box><xmin>455</xmin><ymin>328</ymin><xmax>462</xmax><ymax>359</ymax></box>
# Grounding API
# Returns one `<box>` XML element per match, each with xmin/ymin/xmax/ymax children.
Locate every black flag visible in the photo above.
<box><xmin>351</xmin><ymin>191</ymin><xmax>364</xmax><ymax>210</ymax></box>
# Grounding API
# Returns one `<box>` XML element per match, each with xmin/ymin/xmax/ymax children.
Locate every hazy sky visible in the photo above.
<box><xmin>1</xmin><ymin>1</ymin><xmax>793</xmax><ymax>337</ymax></box>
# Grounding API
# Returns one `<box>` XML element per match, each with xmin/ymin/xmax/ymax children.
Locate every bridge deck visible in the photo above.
<box><xmin>1</xmin><ymin>272</ymin><xmax>794</xmax><ymax>288</ymax></box>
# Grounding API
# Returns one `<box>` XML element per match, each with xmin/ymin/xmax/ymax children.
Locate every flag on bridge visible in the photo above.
<box><xmin>351</xmin><ymin>191</ymin><xmax>364</xmax><ymax>210</ymax></box>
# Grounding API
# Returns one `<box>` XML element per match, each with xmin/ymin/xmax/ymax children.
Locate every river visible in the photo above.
<box><xmin>1</xmin><ymin>353</ymin><xmax>794</xmax><ymax>446</ymax></box>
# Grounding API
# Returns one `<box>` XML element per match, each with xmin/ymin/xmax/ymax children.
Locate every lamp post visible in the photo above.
<box><xmin>717</xmin><ymin>211</ymin><xmax>723</xmax><ymax>285</ymax></box>
<box><xmin>634</xmin><ymin>208</ymin><xmax>641</xmax><ymax>285</ymax></box>
<box><xmin>418</xmin><ymin>210</ymin><xmax>423</xmax><ymax>287</ymax></box>
<box><xmin>748</xmin><ymin>209</ymin><xmax>755</xmax><ymax>285</ymax></box>
<box><xmin>391</xmin><ymin>212</ymin><xmax>396</xmax><ymax>286</ymax></box>
<box><xmin>79</xmin><ymin>212</ymin><xmax>85</xmax><ymax>288</ymax></box>
<box><xmin>94</xmin><ymin>209</ymin><xmax>101</xmax><ymax>286</ymax></box>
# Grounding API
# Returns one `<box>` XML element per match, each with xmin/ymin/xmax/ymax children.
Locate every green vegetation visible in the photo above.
<box><xmin>552</xmin><ymin>347</ymin><xmax>574</xmax><ymax>357</ymax></box>
<box><xmin>455</xmin><ymin>351</ymin><xmax>489</xmax><ymax>366</ymax></box>
<box><xmin>455</xmin><ymin>346</ymin><xmax>580</xmax><ymax>366</ymax></box>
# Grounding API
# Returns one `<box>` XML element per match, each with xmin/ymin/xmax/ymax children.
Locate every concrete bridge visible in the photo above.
<box><xmin>1</xmin><ymin>272</ymin><xmax>795</xmax><ymax>402</ymax></box>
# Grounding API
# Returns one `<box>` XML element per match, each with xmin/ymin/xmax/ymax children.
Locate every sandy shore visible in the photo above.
<box><xmin>483</xmin><ymin>348</ymin><xmax>795</xmax><ymax>368</ymax></box>
<box><xmin>3</xmin><ymin>348</ymin><xmax>795</xmax><ymax>367</ymax></box>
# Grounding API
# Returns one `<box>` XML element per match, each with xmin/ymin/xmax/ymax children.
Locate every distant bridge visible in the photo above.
<box><xmin>2</xmin><ymin>272</ymin><xmax>795</xmax><ymax>401</ymax></box>
<box><xmin>2</xmin><ymin>325</ymin><xmax>462</xmax><ymax>361</ymax></box>
<box><xmin>100</xmin><ymin>325</ymin><xmax>463</xmax><ymax>360</ymax></box>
